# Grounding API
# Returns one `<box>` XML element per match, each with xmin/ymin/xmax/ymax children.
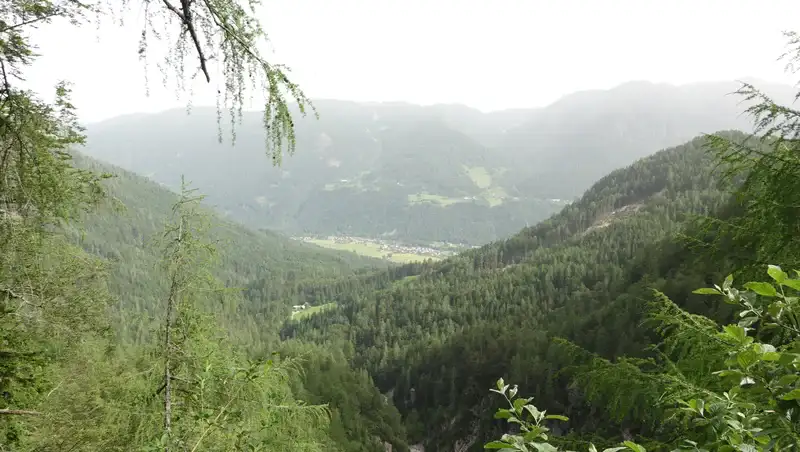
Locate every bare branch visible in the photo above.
<box><xmin>159</xmin><ymin>0</ymin><xmax>211</xmax><ymax>82</ymax></box>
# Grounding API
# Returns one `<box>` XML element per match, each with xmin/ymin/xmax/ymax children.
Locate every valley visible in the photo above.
<box><xmin>80</xmin><ymin>80</ymin><xmax>796</xmax><ymax>247</ymax></box>
<box><xmin>5</xmin><ymin>3</ymin><xmax>800</xmax><ymax>452</ymax></box>
<box><xmin>291</xmin><ymin>235</ymin><xmax>469</xmax><ymax>263</ymax></box>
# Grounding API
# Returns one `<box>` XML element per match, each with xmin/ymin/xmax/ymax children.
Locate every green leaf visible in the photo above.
<box><xmin>494</xmin><ymin>409</ymin><xmax>513</xmax><ymax>419</ymax></box>
<box><xmin>496</xmin><ymin>378</ymin><xmax>505</xmax><ymax>391</ymax></box>
<box><xmin>623</xmin><ymin>441</ymin><xmax>646</xmax><ymax>452</ymax></box>
<box><xmin>693</xmin><ymin>287</ymin><xmax>721</xmax><ymax>295</ymax></box>
<box><xmin>723</xmin><ymin>274</ymin><xmax>734</xmax><ymax>290</ymax></box>
<box><xmin>744</xmin><ymin>281</ymin><xmax>777</xmax><ymax>297</ymax></box>
<box><xmin>737</xmin><ymin>349</ymin><xmax>759</xmax><ymax>369</ymax></box>
<box><xmin>761</xmin><ymin>352</ymin><xmax>781</xmax><ymax>361</ymax></box>
<box><xmin>484</xmin><ymin>441</ymin><xmax>513</xmax><ymax>449</ymax></box>
<box><xmin>754</xmin><ymin>435</ymin><xmax>771</xmax><ymax>445</ymax></box>
<box><xmin>768</xmin><ymin>265</ymin><xmax>788</xmax><ymax>283</ymax></box>
<box><xmin>531</xmin><ymin>443</ymin><xmax>558</xmax><ymax>452</ymax></box>
<box><xmin>523</xmin><ymin>427</ymin><xmax>547</xmax><ymax>442</ymax></box>
<box><xmin>783</xmin><ymin>279</ymin><xmax>800</xmax><ymax>291</ymax></box>
<box><xmin>544</xmin><ymin>414</ymin><xmax>569</xmax><ymax>421</ymax></box>
<box><xmin>722</xmin><ymin>325</ymin><xmax>750</xmax><ymax>344</ymax></box>
<box><xmin>778</xmin><ymin>352</ymin><xmax>797</xmax><ymax>366</ymax></box>
<box><xmin>687</xmin><ymin>399</ymin><xmax>705</xmax><ymax>415</ymax></box>
<box><xmin>780</xmin><ymin>388</ymin><xmax>800</xmax><ymax>400</ymax></box>
<box><xmin>715</xmin><ymin>369</ymin><xmax>743</xmax><ymax>379</ymax></box>
<box><xmin>738</xmin><ymin>316</ymin><xmax>758</xmax><ymax>327</ymax></box>
<box><xmin>768</xmin><ymin>302</ymin><xmax>784</xmax><ymax>318</ymax></box>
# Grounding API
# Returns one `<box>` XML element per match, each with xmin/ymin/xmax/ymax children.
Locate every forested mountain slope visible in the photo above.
<box><xmin>80</xmin><ymin>81</ymin><xmax>793</xmax><ymax>246</ymax></box>
<box><xmin>82</xmin><ymin>102</ymin><xmax>556</xmax><ymax>246</ymax></box>
<box><xmin>35</xmin><ymin>153</ymin><xmax>411</xmax><ymax>452</ymax></box>
<box><xmin>277</xmin><ymin>131</ymin><xmax>756</xmax><ymax>450</ymax></box>
<box><xmin>64</xmin><ymin>152</ymin><xmax>388</xmax><ymax>340</ymax></box>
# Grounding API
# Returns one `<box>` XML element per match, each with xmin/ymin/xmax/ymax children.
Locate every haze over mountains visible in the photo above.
<box><xmin>82</xmin><ymin>79</ymin><xmax>795</xmax><ymax>246</ymax></box>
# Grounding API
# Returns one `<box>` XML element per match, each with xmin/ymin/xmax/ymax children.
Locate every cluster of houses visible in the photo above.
<box><xmin>324</xmin><ymin>235</ymin><xmax>451</xmax><ymax>259</ymax></box>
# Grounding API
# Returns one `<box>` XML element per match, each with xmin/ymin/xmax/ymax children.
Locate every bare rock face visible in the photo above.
<box><xmin>384</xmin><ymin>441</ymin><xmax>392</xmax><ymax>452</ymax></box>
<box><xmin>409</xmin><ymin>444</ymin><xmax>425</xmax><ymax>452</ymax></box>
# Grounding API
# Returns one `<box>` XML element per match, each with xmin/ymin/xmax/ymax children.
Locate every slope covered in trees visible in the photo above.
<box><xmin>1</xmin><ymin>2</ymin><xmax>410</xmax><ymax>451</ymax></box>
<box><xmin>5</xmin><ymin>0</ymin><xmax>800</xmax><ymax>450</ymax></box>
<box><xmin>275</xmin><ymin>63</ymin><xmax>800</xmax><ymax>449</ymax></box>
<box><xmin>479</xmin><ymin>72</ymin><xmax>800</xmax><ymax>451</ymax></box>
<box><xmin>65</xmin><ymin>154</ymin><xmax>412</xmax><ymax>451</ymax></box>
<box><xmin>80</xmin><ymin>81</ymin><xmax>795</xmax><ymax>246</ymax></box>
<box><xmin>65</xmin><ymin>152</ymin><xmax>387</xmax><ymax>340</ymax></box>
<box><xmin>276</xmin><ymin>130</ymin><xmax>771</xmax><ymax>449</ymax></box>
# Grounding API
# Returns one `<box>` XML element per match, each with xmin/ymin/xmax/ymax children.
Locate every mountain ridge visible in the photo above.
<box><xmin>276</xmin><ymin>130</ymin><xmax>753</xmax><ymax>449</ymax></box>
<box><xmin>79</xmin><ymin>79</ymin><xmax>795</xmax><ymax>248</ymax></box>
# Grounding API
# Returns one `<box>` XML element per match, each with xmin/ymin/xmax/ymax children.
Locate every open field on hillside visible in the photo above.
<box><xmin>464</xmin><ymin>166</ymin><xmax>492</xmax><ymax>189</ymax></box>
<box><xmin>291</xmin><ymin>302</ymin><xmax>337</xmax><ymax>320</ymax></box>
<box><xmin>481</xmin><ymin>186</ymin><xmax>509</xmax><ymax>207</ymax></box>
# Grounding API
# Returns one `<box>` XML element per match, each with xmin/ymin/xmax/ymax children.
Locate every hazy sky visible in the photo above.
<box><xmin>21</xmin><ymin>0</ymin><xmax>800</xmax><ymax>123</ymax></box>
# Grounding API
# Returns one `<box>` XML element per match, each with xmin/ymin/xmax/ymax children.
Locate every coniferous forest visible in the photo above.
<box><xmin>2</xmin><ymin>2</ymin><xmax>800</xmax><ymax>452</ymax></box>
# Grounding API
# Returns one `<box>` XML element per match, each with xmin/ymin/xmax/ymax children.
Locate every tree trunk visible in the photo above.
<box><xmin>163</xmin><ymin>218</ymin><xmax>184</xmax><ymax>451</ymax></box>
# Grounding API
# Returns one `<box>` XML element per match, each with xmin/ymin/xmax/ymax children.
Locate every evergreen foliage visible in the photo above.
<box><xmin>4</xmin><ymin>0</ymin><xmax>800</xmax><ymax>450</ymax></box>
<box><xmin>482</xmin><ymin>30</ymin><xmax>800</xmax><ymax>452</ymax></box>
<box><xmin>279</xmin><ymin>32</ymin><xmax>800</xmax><ymax>451</ymax></box>
<box><xmin>1</xmin><ymin>1</ymin><xmax>402</xmax><ymax>450</ymax></box>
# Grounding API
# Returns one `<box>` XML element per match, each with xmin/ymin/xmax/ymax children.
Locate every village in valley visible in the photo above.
<box><xmin>291</xmin><ymin>235</ymin><xmax>473</xmax><ymax>263</ymax></box>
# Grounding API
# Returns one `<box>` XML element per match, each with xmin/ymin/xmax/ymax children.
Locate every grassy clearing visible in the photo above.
<box><xmin>393</xmin><ymin>275</ymin><xmax>419</xmax><ymax>287</ymax></box>
<box><xmin>306</xmin><ymin>239</ymin><xmax>438</xmax><ymax>264</ymax></box>
<box><xmin>462</xmin><ymin>166</ymin><xmax>510</xmax><ymax>206</ymax></box>
<box><xmin>291</xmin><ymin>302</ymin><xmax>337</xmax><ymax>320</ymax></box>
<box><xmin>464</xmin><ymin>166</ymin><xmax>493</xmax><ymax>189</ymax></box>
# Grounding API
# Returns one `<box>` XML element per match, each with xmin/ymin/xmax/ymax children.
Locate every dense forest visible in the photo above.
<box><xmin>277</xmin><ymin>130</ymin><xmax>745</xmax><ymax>448</ymax></box>
<box><xmin>2</xmin><ymin>1</ymin><xmax>800</xmax><ymax>452</ymax></box>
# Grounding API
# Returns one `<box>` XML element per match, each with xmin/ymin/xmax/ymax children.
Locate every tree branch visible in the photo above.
<box><xmin>180</xmin><ymin>0</ymin><xmax>210</xmax><ymax>82</ymax></box>
<box><xmin>160</xmin><ymin>0</ymin><xmax>211</xmax><ymax>82</ymax></box>
<box><xmin>0</xmin><ymin>11</ymin><xmax>61</xmax><ymax>33</ymax></box>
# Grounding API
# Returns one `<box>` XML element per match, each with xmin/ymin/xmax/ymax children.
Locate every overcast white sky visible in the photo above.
<box><xmin>21</xmin><ymin>0</ymin><xmax>800</xmax><ymax>123</ymax></box>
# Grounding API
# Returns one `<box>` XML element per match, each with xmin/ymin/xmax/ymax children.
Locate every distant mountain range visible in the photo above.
<box><xmin>81</xmin><ymin>79</ymin><xmax>795</xmax><ymax>245</ymax></box>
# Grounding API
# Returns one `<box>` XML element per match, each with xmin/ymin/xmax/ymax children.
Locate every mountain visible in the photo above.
<box><xmin>64</xmin><ymin>152</ymin><xmax>388</xmax><ymax>340</ymax></box>
<box><xmin>495</xmin><ymin>79</ymin><xmax>795</xmax><ymax>199</ymax></box>
<box><xmin>81</xmin><ymin>101</ymin><xmax>557</xmax><ymax>246</ymax></box>
<box><xmin>52</xmin><ymin>153</ymin><xmax>413</xmax><ymax>451</ymax></box>
<box><xmin>275</xmin><ymin>131</ymin><xmax>759</xmax><ymax>450</ymax></box>
<box><xmin>80</xmin><ymin>80</ymin><xmax>794</xmax><ymax>248</ymax></box>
